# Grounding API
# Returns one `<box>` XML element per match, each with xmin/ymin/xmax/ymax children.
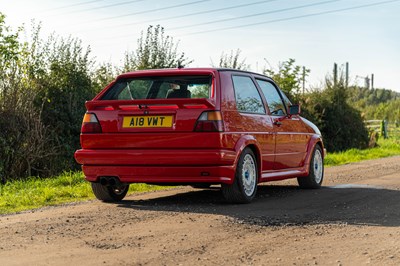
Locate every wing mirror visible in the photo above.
<box><xmin>288</xmin><ymin>104</ymin><xmax>301</xmax><ymax>116</ymax></box>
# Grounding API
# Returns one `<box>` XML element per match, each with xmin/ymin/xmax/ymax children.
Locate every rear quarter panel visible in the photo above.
<box><xmin>219</xmin><ymin>71</ymin><xmax>275</xmax><ymax>172</ymax></box>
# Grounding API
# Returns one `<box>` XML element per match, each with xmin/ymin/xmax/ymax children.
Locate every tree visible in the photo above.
<box><xmin>0</xmin><ymin>13</ymin><xmax>21</xmax><ymax>106</ymax></box>
<box><xmin>92</xmin><ymin>62</ymin><xmax>117</xmax><ymax>93</ymax></box>
<box><xmin>123</xmin><ymin>25</ymin><xmax>192</xmax><ymax>71</ymax></box>
<box><xmin>215</xmin><ymin>49</ymin><xmax>249</xmax><ymax>70</ymax></box>
<box><xmin>264</xmin><ymin>58</ymin><xmax>309</xmax><ymax>103</ymax></box>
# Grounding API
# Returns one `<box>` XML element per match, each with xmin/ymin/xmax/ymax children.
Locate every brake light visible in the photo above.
<box><xmin>194</xmin><ymin>111</ymin><xmax>224</xmax><ymax>132</ymax></box>
<box><xmin>211</xmin><ymin>78</ymin><xmax>215</xmax><ymax>98</ymax></box>
<box><xmin>81</xmin><ymin>113</ymin><xmax>102</xmax><ymax>133</ymax></box>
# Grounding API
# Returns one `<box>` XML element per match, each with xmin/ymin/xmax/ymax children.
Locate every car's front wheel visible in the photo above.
<box><xmin>297</xmin><ymin>145</ymin><xmax>324</xmax><ymax>189</ymax></box>
<box><xmin>222</xmin><ymin>148</ymin><xmax>258</xmax><ymax>203</ymax></box>
<box><xmin>91</xmin><ymin>182</ymin><xmax>129</xmax><ymax>202</ymax></box>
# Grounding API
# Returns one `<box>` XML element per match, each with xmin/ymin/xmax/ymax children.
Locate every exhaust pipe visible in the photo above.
<box><xmin>99</xmin><ymin>177</ymin><xmax>108</xmax><ymax>186</ymax></box>
<box><xmin>99</xmin><ymin>176</ymin><xmax>121</xmax><ymax>186</ymax></box>
<box><xmin>108</xmin><ymin>177</ymin><xmax>117</xmax><ymax>186</ymax></box>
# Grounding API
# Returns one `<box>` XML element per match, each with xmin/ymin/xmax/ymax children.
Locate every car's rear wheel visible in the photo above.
<box><xmin>91</xmin><ymin>182</ymin><xmax>129</xmax><ymax>202</ymax></box>
<box><xmin>297</xmin><ymin>145</ymin><xmax>324</xmax><ymax>189</ymax></box>
<box><xmin>222</xmin><ymin>148</ymin><xmax>258</xmax><ymax>203</ymax></box>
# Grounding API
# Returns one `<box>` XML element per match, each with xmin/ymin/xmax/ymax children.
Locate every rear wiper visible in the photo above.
<box><xmin>126</xmin><ymin>82</ymin><xmax>134</xmax><ymax>100</ymax></box>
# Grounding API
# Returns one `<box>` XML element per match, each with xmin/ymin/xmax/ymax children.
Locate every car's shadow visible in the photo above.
<box><xmin>117</xmin><ymin>184</ymin><xmax>400</xmax><ymax>227</ymax></box>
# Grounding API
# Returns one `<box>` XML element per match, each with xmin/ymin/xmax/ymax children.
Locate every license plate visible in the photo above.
<box><xmin>122</xmin><ymin>116</ymin><xmax>173</xmax><ymax>128</ymax></box>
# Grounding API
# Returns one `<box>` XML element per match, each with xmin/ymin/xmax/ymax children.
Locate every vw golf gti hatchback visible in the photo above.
<box><xmin>75</xmin><ymin>68</ymin><xmax>325</xmax><ymax>203</ymax></box>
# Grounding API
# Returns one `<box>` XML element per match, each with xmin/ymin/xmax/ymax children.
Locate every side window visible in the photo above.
<box><xmin>232</xmin><ymin>76</ymin><xmax>265</xmax><ymax>114</ymax></box>
<box><xmin>281</xmin><ymin>92</ymin><xmax>292</xmax><ymax>109</ymax></box>
<box><xmin>256</xmin><ymin>79</ymin><xmax>287</xmax><ymax>116</ymax></box>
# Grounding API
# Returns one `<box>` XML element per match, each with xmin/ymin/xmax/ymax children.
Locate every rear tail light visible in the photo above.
<box><xmin>81</xmin><ymin>113</ymin><xmax>102</xmax><ymax>133</ymax></box>
<box><xmin>194</xmin><ymin>111</ymin><xmax>224</xmax><ymax>132</ymax></box>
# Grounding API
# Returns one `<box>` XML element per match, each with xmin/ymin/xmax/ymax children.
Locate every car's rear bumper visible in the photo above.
<box><xmin>81</xmin><ymin>165</ymin><xmax>235</xmax><ymax>184</ymax></box>
<box><xmin>74</xmin><ymin>149</ymin><xmax>237</xmax><ymax>184</ymax></box>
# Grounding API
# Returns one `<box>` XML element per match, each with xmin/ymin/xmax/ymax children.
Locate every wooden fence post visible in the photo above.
<box><xmin>381</xmin><ymin>120</ymin><xmax>388</xmax><ymax>139</ymax></box>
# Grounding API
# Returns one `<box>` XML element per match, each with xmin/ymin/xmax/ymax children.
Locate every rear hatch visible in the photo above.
<box><xmin>81</xmin><ymin>69</ymin><xmax>222</xmax><ymax>149</ymax></box>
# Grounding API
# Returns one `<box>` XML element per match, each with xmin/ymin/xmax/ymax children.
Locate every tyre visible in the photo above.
<box><xmin>222</xmin><ymin>148</ymin><xmax>258</xmax><ymax>203</ymax></box>
<box><xmin>91</xmin><ymin>182</ymin><xmax>129</xmax><ymax>202</ymax></box>
<box><xmin>297</xmin><ymin>145</ymin><xmax>324</xmax><ymax>189</ymax></box>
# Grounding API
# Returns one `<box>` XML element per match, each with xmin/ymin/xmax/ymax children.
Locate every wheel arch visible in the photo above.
<box><xmin>303</xmin><ymin>135</ymin><xmax>325</xmax><ymax>176</ymax></box>
<box><xmin>234</xmin><ymin>135</ymin><xmax>262</xmax><ymax>183</ymax></box>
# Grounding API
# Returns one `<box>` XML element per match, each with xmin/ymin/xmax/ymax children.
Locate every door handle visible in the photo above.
<box><xmin>274</xmin><ymin>121</ymin><xmax>282</xmax><ymax>126</ymax></box>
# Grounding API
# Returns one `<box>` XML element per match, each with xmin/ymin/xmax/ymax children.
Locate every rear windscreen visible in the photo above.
<box><xmin>101</xmin><ymin>76</ymin><xmax>212</xmax><ymax>100</ymax></box>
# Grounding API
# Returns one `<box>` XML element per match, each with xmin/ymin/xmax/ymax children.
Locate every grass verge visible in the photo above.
<box><xmin>0</xmin><ymin>171</ymin><xmax>166</xmax><ymax>215</ymax></box>
<box><xmin>325</xmin><ymin>138</ymin><xmax>400</xmax><ymax>166</ymax></box>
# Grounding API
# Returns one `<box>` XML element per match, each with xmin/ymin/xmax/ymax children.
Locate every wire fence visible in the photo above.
<box><xmin>365</xmin><ymin>120</ymin><xmax>400</xmax><ymax>139</ymax></box>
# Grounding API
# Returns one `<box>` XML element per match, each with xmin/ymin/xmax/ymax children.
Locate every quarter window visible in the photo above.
<box><xmin>232</xmin><ymin>76</ymin><xmax>265</xmax><ymax>114</ymax></box>
<box><xmin>256</xmin><ymin>79</ymin><xmax>287</xmax><ymax>116</ymax></box>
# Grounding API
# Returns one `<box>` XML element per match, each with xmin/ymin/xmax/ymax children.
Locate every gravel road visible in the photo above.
<box><xmin>1</xmin><ymin>156</ymin><xmax>400</xmax><ymax>266</ymax></box>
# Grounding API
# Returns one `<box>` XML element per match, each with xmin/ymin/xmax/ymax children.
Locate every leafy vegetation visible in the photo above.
<box><xmin>350</xmin><ymin>86</ymin><xmax>400</xmax><ymax>106</ymax></box>
<box><xmin>264</xmin><ymin>58</ymin><xmax>310</xmax><ymax>103</ymax></box>
<box><xmin>0</xmin><ymin>19</ymin><xmax>52</xmax><ymax>181</ymax></box>
<box><xmin>0</xmin><ymin>19</ymin><xmax>96</xmax><ymax>180</ymax></box>
<box><xmin>214</xmin><ymin>48</ymin><xmax>249</xmax><ymax>70</ymax></box>
<box><xmin>343</xmin><ymin>86</ymin><xmax>400</xmax><ymax>124</ymax></box>
<box><xmin>123</xmin><ymin>25</ymin><xmax>192</xmax><ymax>71</ymax></box>
<box><xmin>361</xmin><ymin>98</ymin><xmax>400</xmax><ymax>122</ymax></box>
<box><xmin>303</xmin><ymin>75</ymin><xmax>369</xmax><ymax>152</ymax></box>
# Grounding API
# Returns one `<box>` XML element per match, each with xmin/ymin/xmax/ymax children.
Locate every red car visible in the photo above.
<box><xmin>74</xmin><ymin>68</ymin><xmax>324</xmax><ymax>203</ymax></box>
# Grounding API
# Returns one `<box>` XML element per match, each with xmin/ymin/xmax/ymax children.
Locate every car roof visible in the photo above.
<box><xmin>117</xmin><ymin>67</ymin><xmax>274</xmax><ymax>81</ymax></box>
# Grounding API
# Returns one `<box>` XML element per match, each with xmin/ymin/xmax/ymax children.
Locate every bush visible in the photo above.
<box><xmin>0</xmin><ymin>16</ymin><xmax>95</xmax><ymax>181</ymax></box>
<box><xmin>302</xmin><ymin>77</ymin><xmax>369</xmax><ymax>152</ymax></box>
<box><xmin>32</xmin><ymin>36</ymin><xmax>95</xmax><ymax>173</ymax></box>
<box><xmin>0</xmin><ymin>15</ymin><xmax>54</xmax><ymax>181</ymax></box>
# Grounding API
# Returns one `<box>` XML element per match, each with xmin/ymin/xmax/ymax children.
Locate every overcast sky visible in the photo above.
<box><xmin>1</xmin><ymin>0</ymin><xmax>399</xmax><ymax>91</ymax></box>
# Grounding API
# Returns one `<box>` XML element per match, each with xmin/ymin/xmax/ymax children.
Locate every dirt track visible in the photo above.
<box><xmin>1</xmin><ymin>156</ymin><xmax>400</xmax><ymax>266</ymax></box>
